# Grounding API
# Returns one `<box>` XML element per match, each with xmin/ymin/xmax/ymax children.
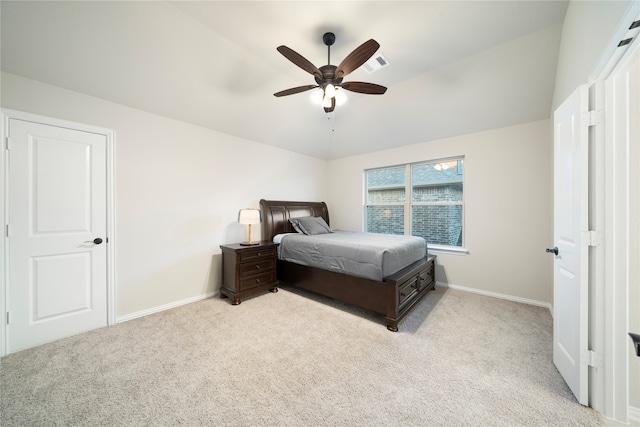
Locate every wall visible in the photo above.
<box><xmin>552</xmin><ymin>0</ymin><xmax>633</xmax><ymax>110</ymax></box>
<box><xmin>326</xmin><ymin>119</ymin><xmax>553</xmax><ymax>306</ymax></box>
<box><xmin>1</xmin><ymin>72</ymin><xmax>326</xmax><ymax>319</ymax></box>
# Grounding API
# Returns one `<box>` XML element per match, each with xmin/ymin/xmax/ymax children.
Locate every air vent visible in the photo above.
<box><xmin>630</xmin><ymin>20</ymin><xmax>640</xmax><ymax>30</ymax></box>
<box><xmin>363</xmin><ymin>53</ymin><xmax>390</xmax><ymax>74</ymax></box>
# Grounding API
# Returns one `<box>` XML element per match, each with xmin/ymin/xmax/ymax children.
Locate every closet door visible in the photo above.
<box><xmin>551</xmin><ymin>84</ymin><xmax>589</xmax><ymax>406</ymax></box>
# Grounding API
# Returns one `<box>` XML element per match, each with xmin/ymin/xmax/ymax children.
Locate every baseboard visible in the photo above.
<box><xmin>435</xmin><ymin>281</ymin><xmax>553</xmax><ymax>312</ymax></box>
<box><xmin>630</xmin><ymin>405</ymin><xmax>640</xmax><ymax>424</ymax></box>
<box><xmin>119</xmin><ymin>284</ymin><xmax>552</xmax><ymax>324</ymax></box>
<box><xmin>116</xmin><ymin>291</ymin><xmax>218</xmax><ymax>323</ymax></box>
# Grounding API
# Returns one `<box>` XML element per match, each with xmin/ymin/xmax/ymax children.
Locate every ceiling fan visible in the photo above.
<box><xmin>274</xmin><ymin>32</ymin><xmax>387</xmax><ymax>113</ymax></box>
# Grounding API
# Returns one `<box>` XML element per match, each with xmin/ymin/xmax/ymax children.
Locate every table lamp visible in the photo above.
<box><xmin>238</xmin><ymin>208</ymin><xmax>261</xmax><ymax>246</ymax></box>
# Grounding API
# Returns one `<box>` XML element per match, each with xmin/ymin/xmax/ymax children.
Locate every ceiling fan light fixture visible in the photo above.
<box><xmin>310</xmin><ymin>88</ymin><xmax>324</xmax><ymax>104</ymax></box>
<box><xmin>335</xmin><ymin>89</ymin><xmax>347</xmax><ymax>106</ymax></box>
<box><xmin>324</xmin><ymin>83</ymin><xmax>336</xmax><ymax>98</ymax></box>
<box><xmin>322</xmin><ymin>95</ymin><xmax>333</xmax><ymax>108</ymax></box>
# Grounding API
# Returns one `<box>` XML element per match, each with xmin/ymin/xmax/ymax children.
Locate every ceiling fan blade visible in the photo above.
<box><xmin>335</xmin><ymin>39</ymin><xmax>380</xmax><ymax>78</ymax></box>
<box><xmin>340</xmin><ymin>81</ymin><xmax>387</xmax><ymax>95</ymax></box>
<box><xmin>277</xmin><ymin>46</ymin><xmax>322</xmax><ymax>79</ymax></box>
<box><xmin>274</xmin><ymin>85</ymin><xmax>318</xmax><ymax>97</ymax></box>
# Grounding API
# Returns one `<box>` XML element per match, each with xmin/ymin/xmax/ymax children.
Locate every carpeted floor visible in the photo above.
<box><xmin>1</xmin><ymin>286</ymin><xmax>602</xmax><ymax>426</ymax></box>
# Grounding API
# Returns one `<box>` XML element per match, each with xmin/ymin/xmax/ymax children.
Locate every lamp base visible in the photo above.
<box><xmin>239</xmin><ymin>242</ymin><xmax>259</xmax><ymax>246</ymax></box>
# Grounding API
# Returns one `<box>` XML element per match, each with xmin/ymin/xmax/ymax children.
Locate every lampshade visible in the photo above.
<box><xmin>238</xmin><ymin>209</ymin><xmax>261</xmax><ymax>225</ymax></box>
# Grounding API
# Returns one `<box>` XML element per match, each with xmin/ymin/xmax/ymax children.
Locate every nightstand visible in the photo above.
<box><xmin>219</xmin><ymin>241</ymin><xmax>279</xmax><ymax>305</ymax></box>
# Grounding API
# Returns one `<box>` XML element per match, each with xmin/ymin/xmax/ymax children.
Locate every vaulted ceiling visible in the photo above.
<box><xmin>1</xmin><ymin>1</ymin><xmax>568</xmax><ymax>160</ymax></box>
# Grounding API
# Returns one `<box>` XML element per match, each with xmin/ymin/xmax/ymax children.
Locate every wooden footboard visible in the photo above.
<box><xmin>383</xmin><ymin>255</ymin><xmax>436</xmax><ymax>331</ymax></box>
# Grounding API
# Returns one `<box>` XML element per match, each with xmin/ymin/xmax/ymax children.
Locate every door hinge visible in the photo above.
<box><xmin>5</xmin><ymin>137</ymin><xmax>9</xmax><ymax>150</ymax></box>
<box><xmin>582</xmin><ymin>349</ymin><xmax>603</xmax><ymax>368</ymax></box>
<box><xmin>5</xmin><ymin>224</ymin><xmax>9</xmax><ymax>238</ymax></box>
<box><xmin>6</xmin><ymin>312</ymin><xmax>10</xmax><ymax>325</ymax></box>
<box><xmin>582</xmin><ymin>230</ymin><xmax>602</xmax><ymax>247</ymax></box>
<box><xmin>582</xmin><ymin>110</ymin><xmax>603</xmax><ymax>127</ymax></box>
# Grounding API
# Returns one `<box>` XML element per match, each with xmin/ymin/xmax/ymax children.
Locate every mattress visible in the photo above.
<box><xmin>277</xmin><ymin>230</ymin><xmax>427</xmax><ymax>281</ymax></box>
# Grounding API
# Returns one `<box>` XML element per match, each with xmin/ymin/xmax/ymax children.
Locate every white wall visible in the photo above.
<box><xmin>552</xmin><ymin>0</ymin><xmax>633</xmax><ymax>110</ymax></box>
<box><xmin>1</xmin><ymin>72</ymin><xmax>326</xmax><ymax>319</ymax></box>
<box><xmin>326</xmin><ymin>119</ymin><xmax>553</xmax><ymax>305</ymax></box>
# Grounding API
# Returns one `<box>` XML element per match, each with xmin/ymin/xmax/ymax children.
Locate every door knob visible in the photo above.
<box><xmin>546</xmin><ymin>247</ymin><xmax>558</xmax><ymax>255</ymax></box>
<box><xmin>84</xmin><ymin>238</ymin><xmax>103</xmax><ymax>244</ymax></box>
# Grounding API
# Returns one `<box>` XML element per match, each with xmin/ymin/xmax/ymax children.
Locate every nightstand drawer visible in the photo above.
<box><xmin>238</xmin><ymin>247</ymin><xmax>277</xmax><ymax>263</ymax></box>
<box><xmin>239</xmin><ymin>270</ymin><xmax>276</xmax><ymax>291</ymax></box>
<box><xmin>240</xmin><ymin>259</ymin><xmax>275</xmax><ymax>276</ymax></box>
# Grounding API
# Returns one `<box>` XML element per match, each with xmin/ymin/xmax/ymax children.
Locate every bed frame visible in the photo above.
<box><xmin>260</xmin><ymin>199</ymin><xmax>436</xmax><ymax>332</ymax></box>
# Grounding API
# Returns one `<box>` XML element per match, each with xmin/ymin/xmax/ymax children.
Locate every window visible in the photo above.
<box><xmin>365</xmin><ymin>157</ymin><xmax>465</xmax><ymax>250</ymax></box>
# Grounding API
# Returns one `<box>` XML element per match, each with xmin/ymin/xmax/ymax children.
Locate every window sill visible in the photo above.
<box><xmin>428</xmin><ymin>245</ymin><xmax>469</xmax><ymax>256</ymax></box>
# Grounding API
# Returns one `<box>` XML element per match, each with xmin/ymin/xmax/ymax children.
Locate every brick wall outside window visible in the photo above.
<box><xmin>366</xmin><ymin>205</ymin><xmax>404</xmax><ymax>235</ymax></box>
<box><xmin>412</xmin><ymin>204</ymin><xmax>462</xmax><ymax>246</ymax></box>
<box><xmin>366</xmin><ymin>158</ymin><xmax>464</xmax><ymax>247</ymax></box>
<box><xmin>367</xmin><ymin>186</ymin><xmax>462</xmax><ymax>245</ymax></box>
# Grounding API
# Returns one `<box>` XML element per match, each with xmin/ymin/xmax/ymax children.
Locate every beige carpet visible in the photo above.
<box><xmin>1</xmin><ymin>286</ymin><xmax>602</xmax><ymax>426</ymax></box>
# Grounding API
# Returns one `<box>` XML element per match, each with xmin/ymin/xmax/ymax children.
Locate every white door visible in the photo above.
<box><xmin>7</xmin><ymin>118</ymin><xmax>108</xmax><ymax>353</ymax></box>
<box><xmin>552</xmin><ymin>84</ymin><xmax>589</xmax><ymax>405</ymax></box>
<box><xmin>603</xmin><ymin>34</ymin><xmax>640</xmax><ymax>421</ymax></box>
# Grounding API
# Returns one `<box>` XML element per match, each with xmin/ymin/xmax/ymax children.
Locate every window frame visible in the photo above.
<box><xmin>364</xmin><ymin>156</ymin><xmax>468</xmax><ymax>255</ymax></box>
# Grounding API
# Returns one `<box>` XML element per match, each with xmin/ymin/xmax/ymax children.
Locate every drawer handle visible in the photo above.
<box><xmin>257</xmin><ymin>252</ymin><xmax>262</xmax><ymax>257</ymax></box>
<box><xmin>401</xmin><ymin>283</ymin><xmax>418</xmax><ymax>297</ymax></box>
<box><xmin>256</xmin><ymin>278</ymin><xmax>261</xmax><ymax>283</ymax></box>
<box><xmin>256</xmin><ymin>265</ymin><xmax>261</xmax><ymax>270</ymax></box>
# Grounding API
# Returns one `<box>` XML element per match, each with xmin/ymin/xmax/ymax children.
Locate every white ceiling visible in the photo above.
<box><xmin>1</xmin><ymin>1</ymin><xmax>568</xmax><ymax>160</ymax></box>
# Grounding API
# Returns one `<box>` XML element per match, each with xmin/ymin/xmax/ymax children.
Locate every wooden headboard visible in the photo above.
<box><xmin>259</xmin><ymin>199</ymin><xmax>330</xmax><ymax>241</ymax></box>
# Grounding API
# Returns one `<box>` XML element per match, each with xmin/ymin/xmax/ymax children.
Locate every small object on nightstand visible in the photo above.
<box><xmin>219</xmin><ymin>241</ymin><xmax>279</xmax><ymax>305</ymax></box>
<box><xmin>238</xmin><ymin>208</ymin><xmax>261</xmax><ymax>246</ymax></box>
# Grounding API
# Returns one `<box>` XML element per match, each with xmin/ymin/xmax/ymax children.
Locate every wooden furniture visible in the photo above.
<box><xmin>219</xmin><ymin>241</ymin><xmax>279</xmax><ymax>305</ymax></box>
<box><xmin>259</xmin><ymin>199</ymin><xmax>436</xmax><ymax>331</ymax></box>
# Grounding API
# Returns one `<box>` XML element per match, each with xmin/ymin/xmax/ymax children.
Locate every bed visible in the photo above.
<box><xmin>260</xmin><ymin>199</ymin><xmax>437</xmax><ymax>331</ymax></box>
